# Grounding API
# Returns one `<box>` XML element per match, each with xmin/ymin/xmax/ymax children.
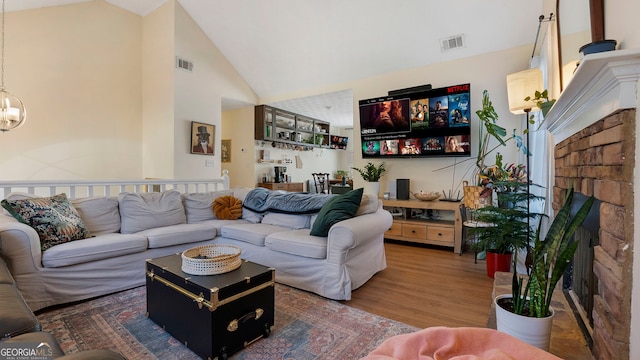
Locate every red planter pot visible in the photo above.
<box><xmin>486</xmin><ymin>250</ymin><xmax>512</xmax><ymax>278</ymax></box>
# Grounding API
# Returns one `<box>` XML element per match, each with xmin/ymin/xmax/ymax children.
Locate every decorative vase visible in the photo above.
<box><xmin>486</xmin><ymin>250</ymin><xmax>511</xmax><ymax>278</ymax></box>
<box><xmin>362</xmin><ymin>181</ymin><xmax>380</xmax><ymax>197</ymax></box>
<box><xmin>495</xmin><ymin>294</ymin><xmax>555</xmax><ymax>351</ymax></box>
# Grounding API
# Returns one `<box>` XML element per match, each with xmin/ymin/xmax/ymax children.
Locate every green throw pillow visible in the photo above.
<box><xmin>310</xmin><ymin>188</ymin><xmax>364</xmax><ymax>237</ymax></box>
<box><xmin>1</xmin><ymin>193</ymin><xmax>91</xmax><ymax>251</ymax></box>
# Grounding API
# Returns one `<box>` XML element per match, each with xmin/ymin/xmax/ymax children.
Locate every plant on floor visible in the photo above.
<box><xmin>508</xmin><ymin>183</ymin><xmax>594</xmax><ymax>317</ymax></box>
<box><xmin>351</xmin><ymin>162</ymin><xmax>386</xmax><ymax>182</ymax></box>
<box><xmin>469</xmin><ymin>182</ymin><xmax>537</xmax><ymax>256</ymax></box>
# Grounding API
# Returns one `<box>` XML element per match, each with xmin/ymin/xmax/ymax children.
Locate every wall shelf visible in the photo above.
<box><xmin>255</xmin><ymin>105</ymin><xmax>331</xmax><ymax>148</ymax></box>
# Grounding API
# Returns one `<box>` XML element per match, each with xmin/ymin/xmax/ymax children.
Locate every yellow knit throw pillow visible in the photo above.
<box><xmin>213</xmin><ymin>196</ymin><xmax>243</xmax><ymax>220</ymax></box>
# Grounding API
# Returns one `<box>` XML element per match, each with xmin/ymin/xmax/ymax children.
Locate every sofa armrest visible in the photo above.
<box><xmin>326</xmin><ymin>207</ymin><xmax>392</xmax><ymax>253</ymax></box>
<box><xmin>0</xmin><ymin>213</ymin><xmax>44</xmax><ymax>276</ymax></box>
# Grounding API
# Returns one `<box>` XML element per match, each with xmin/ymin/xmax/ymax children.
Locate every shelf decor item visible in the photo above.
<box><xmin>181</xmin><ymin>244</ymin><xmax>242</xmax><ymax>275</ymax></box>
<box><xmin>411</xmin><ymin>191</ymin><xmax>440</xmax><ymax>201</ymax></box>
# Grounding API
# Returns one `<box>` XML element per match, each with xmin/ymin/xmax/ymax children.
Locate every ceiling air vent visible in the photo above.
<box><xmin>440</xmin><ymin>34</ymin><xmax>465</xmax><ymax>52</ymax></box>
<box><xmin>176</xmin><ymin>56</ymin><xmax>194</xmax><ymax>72</ymax></box>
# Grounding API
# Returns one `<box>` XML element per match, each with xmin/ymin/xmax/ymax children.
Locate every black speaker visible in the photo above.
<box><xmin>388</xmin><ymin>84</ymin><xmax>432</xmax><ymax>97</ymax></box>
<box><xmin>396</xmin><ymin>179</ymin><xmax>410</xmax><ymax>200</ymax></box>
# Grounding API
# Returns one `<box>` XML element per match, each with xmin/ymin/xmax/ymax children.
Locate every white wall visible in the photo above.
<box><xmin>173</xmin><ymin>2</ymin><xmax>257</xmax><ymax>180</ymax></box>
<box><xmin>606</xmin><ymin>0</ymin><xmax>640</xmax><ymax>50</ymax></box>
<box><xmin>221</xmin><ymin>107</ymin><xmax>258</xmax><ymax>189</ymax></box>
<box><xmin>260</xmin><ymin>45</ymin><xmax>532</xmax><ymax>197</ymax></box>
<box><xmin>1</xmin><ymin>0</ymin><xmax>257</xmax><ymax>182</ymax></box>
<box><xmin>0</xmin><ymin>1</ymin><xmax>143</xmax><ymax>180</ymax></box>
<box><xmin>142</xmin><ymin>1</ymin><xmax>175</xmax><ymax>179</ymax></box>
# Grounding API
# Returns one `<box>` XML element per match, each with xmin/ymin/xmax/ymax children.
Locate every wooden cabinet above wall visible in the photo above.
<box><xmin>255</xmin><ymin>105</ymin><xmax>330</xmax><ymax>148</ymax></box>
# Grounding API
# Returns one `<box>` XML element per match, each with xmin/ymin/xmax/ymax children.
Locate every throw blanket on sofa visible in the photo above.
<box><xmin>243</xmin><ymin>187</ymin><xmax>333</xmax><ymax>214</ymax></box>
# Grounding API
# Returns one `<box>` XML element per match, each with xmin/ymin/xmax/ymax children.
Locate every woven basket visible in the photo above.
<box><xmin>463</xmin><ymin>180</ymin><xmax>492</xmax><ymax>209</ymax></box>
<box><xmin>181</xmin><ymin>244</ymin><xmax>242</xmax><ymax>275</ymax></box>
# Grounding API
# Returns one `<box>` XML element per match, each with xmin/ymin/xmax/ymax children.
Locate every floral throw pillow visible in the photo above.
<box><xmin>1</xmin><ymin>193</ymin><xmax>91</xmax><ymax>251</ymax></box>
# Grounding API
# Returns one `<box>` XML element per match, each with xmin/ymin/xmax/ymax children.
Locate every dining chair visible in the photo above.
<box><xmin>311</xmin><ymin>173</ymin><xmax>330</xmax><ymax>194</ymax></box>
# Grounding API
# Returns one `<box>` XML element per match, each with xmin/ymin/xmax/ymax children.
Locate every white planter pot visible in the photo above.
<box><xmin>495</xmin><ymin>294</ymin><xmax>554</xmax><ymax>351</ymax></box>
<box><xmin>362</xmin><ymin>181</ymin><xmax>380</xmax><ymax>197</ymax></box>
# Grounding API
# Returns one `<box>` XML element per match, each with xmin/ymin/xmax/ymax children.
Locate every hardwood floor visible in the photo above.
<box><xmin>344</xmin><ymin>240</ymin><xmax>494</xmax><ymax>329</ymax></box>
<box><xmin>345</xmin><ymin>240</ymin><xmax>593</xmax><ymax>360</ymax></box>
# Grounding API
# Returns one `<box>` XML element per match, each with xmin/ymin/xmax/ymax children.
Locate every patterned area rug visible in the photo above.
<box><xmin>37</xmin><ymin>284</ymin><xmax>419</xmax><ymax>359</ymax></box>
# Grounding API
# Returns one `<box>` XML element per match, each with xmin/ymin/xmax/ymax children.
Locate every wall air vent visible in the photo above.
<box><xmin>440</xmin><ymin>34</ymin><xmax>465</xmax><ymax>52</ymax></box>
<box><xmin>176</xmin><ymin>57</ymin><xmax>194</xmax><ymax>72</ymax></box>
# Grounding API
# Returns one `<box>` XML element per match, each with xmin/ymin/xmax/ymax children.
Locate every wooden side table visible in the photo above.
<box><xmin>257</xmin><ymin>182</ymin><xmax>304</xmax><ymax>192</ymax></box>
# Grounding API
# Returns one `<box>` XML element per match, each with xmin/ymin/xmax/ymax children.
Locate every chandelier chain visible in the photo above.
<box><xmin>1</xmin><ymin>0</ymin><xmax>5</xmax><ymax>90</ymax></box>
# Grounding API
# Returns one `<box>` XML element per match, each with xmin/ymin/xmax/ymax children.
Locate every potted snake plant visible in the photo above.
<box><xmin>495</xmin><ymin>183</ymin><xmax>594</xmax><ymax>350</ymax></box>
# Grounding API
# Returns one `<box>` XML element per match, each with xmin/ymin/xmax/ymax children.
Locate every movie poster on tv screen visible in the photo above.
<box><xmin>358</xmin><ymin>83</ymin><xmax>471</xmax><ymax>158</ymax></box>
<box><xmin>429</xmin><ymin>96</ymin><xmax>449</xmax><ymax>128</ymax></box>
<box><xmin>359</xmin><ymin>99</ymin><xmax>411</xmax><ymax>135</ymax></box>
<box><xmin>410</xmin><ymin>99</ymin><xmax>429</xmax><ymax>130</ymax></box>
<box><xmin>448</xmin><ymin>92</ymin><xmax>470</xmax><ymax>126</ymax></box>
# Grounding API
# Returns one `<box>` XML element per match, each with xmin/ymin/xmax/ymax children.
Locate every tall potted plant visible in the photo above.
<box><xmin>462</xmin><ymin>91</ymin><xmax>528</xmax><ymax>208</ymax></box>
<box><xmin>495</xmin><ymin>183</ymin><xmax>594</xmax><ymax>350</ymax></box>
<box><xmin>351</xmin><ymin>162</ymin><xmax>386</xmax><ymax>196</ymax></box>
<box><xmin>470</xmin><ymin>182</ymin><xmax>535</xmax><ymax>278</ymax></box>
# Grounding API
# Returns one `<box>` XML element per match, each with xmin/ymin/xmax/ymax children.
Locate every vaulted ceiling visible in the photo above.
<box><xmin>7</xmin><ymin>0</ymin><xmax>548</xmax><ymax>126</ymax></box>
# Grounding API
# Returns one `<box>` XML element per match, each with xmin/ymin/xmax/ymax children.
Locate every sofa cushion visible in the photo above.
<box><xmin>197</xmin><ymin>219</ymin><xmax>250</xmax><ymax>232</ymax></box>
<box><xmin>0</xmin><ymin>284</ymin><xmax>41</xmax><ymax>338</ymax></box>
<box><xmin>41</xmin><ymin>233</ymin><xmax>147</xmax><ymax>268</ymax></box>
<box><xmin>310</xmin><ymin>188</ymin><xmax>363</xmax><ymax>237</ymax></box>
<box><xmin>233</xmin><ymin>187</ymin><xmax>264</xmax><ymax>223</ymax></box>
<box><xmin>0</xmin><ymin>257</ymin><xmax>14</xmax><ymax>285</ymax></box>
<box><xmin>356</xmin><ymin>193</ymin><xmax>380</xmax><ymax>216</ymax></box>
<box><xmin>3</xmin><ymin>192</ymin><xmax>36</xmax><ymax>201</ymax></box>
<box><xmin>261</xmin><ymin>212</ymin><xmax>310</xmax><ymax>229</ymax></box>
<box><xmin>265</xmin><ymin>229</ymin><xmax>327</xmax><ymax>259</ymax></box>
<box><xmin>118</xmin><ymin>190</ymin><xmax>186</xmax><ymax>234</ymax></box>
<box><xmin>220</xmin><ymin>223</ymin><xmax>290</xmax><ymax>246</ymax></box>
<box><xmin>139</xmin><ymin>223</ymin><xmax>217</xmax><ymax>249</ymax></box>
<box><xmin>213</xmin><ymin>196</ymin><xmax>243</xmax><ymax>220</ymax></box>
<box><xmin>1</xmin><ymin>193</ymin><xmax>92</xmax><ymax>251</ymax></box>
<box><xmin>242</xmin><ymin>208</ymin><xmax>263</xmax><ymax>223</ymax></box>
<box><xmin>182</xmin><ymin>190</ymin><xmax>233</xmax><ymax>223</ymax></box>
<box><xmin>71</xmin><ymin>196</ymin><xmax>121</xmax><ymax>235</ymax></box>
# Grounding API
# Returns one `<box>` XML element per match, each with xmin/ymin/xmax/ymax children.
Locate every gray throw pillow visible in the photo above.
<box><xmin>119</xmin><ymin>190</ymin><xmax>186</xmax><ymax>233</ymax></box>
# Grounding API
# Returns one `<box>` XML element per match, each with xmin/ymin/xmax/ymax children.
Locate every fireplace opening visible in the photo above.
<box><xmin>563</xmin><ymin>192</ymin><xmax>601</xmax><ymax>348</ymax></box>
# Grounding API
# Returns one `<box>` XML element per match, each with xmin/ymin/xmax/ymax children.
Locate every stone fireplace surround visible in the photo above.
<box><xmin>546</xmin><ymin>48</ymin><xmax>640</xmax><ymax>360</ymax></box>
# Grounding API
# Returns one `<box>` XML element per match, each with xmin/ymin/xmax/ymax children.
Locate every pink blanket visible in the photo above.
<box><xmin>361</xmin><ymin>327</ymin><xmax>562</xmax><ymax>360</ymax></box>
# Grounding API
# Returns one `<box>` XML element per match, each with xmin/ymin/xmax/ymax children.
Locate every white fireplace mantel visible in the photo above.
<box><xmin>544</xmin><ymin>48</ymin><xmax>640</xmax><ymax>142</ymax></box>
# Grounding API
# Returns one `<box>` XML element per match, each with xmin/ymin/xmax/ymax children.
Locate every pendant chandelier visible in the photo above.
<box><xmin>0</xmin><ymin>0</ymin><xmax>25</xmax><ymax>132</ymax></box>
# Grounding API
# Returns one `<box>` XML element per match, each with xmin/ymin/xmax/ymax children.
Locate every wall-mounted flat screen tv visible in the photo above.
<box><xmin>359</xmin><ymin>83</ymin><xmax>471</xmax><ymax>158</ymax></box>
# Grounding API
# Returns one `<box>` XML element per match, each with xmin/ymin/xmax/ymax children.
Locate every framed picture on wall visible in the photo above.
<box><xmin>221</xmin><ymin>139</ymin><xmax>231</xmax><ymax>163</ymax></box>
<box><xmin>190</xmin><ymin>121</ymin><xmax>215</xmax><ymax>155</ymax></box>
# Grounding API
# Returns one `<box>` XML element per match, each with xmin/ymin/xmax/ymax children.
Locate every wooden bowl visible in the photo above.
<box><xmin>412</xmin><ymin>192</ymin><xmax>440</xmax><ymax>201</ymax></box>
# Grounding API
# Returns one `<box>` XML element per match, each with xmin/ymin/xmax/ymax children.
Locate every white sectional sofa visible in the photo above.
<box><xmin>0</xmin><ymin>179</ymin><xmax>391</xmax><ymax>311</ymax></box>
